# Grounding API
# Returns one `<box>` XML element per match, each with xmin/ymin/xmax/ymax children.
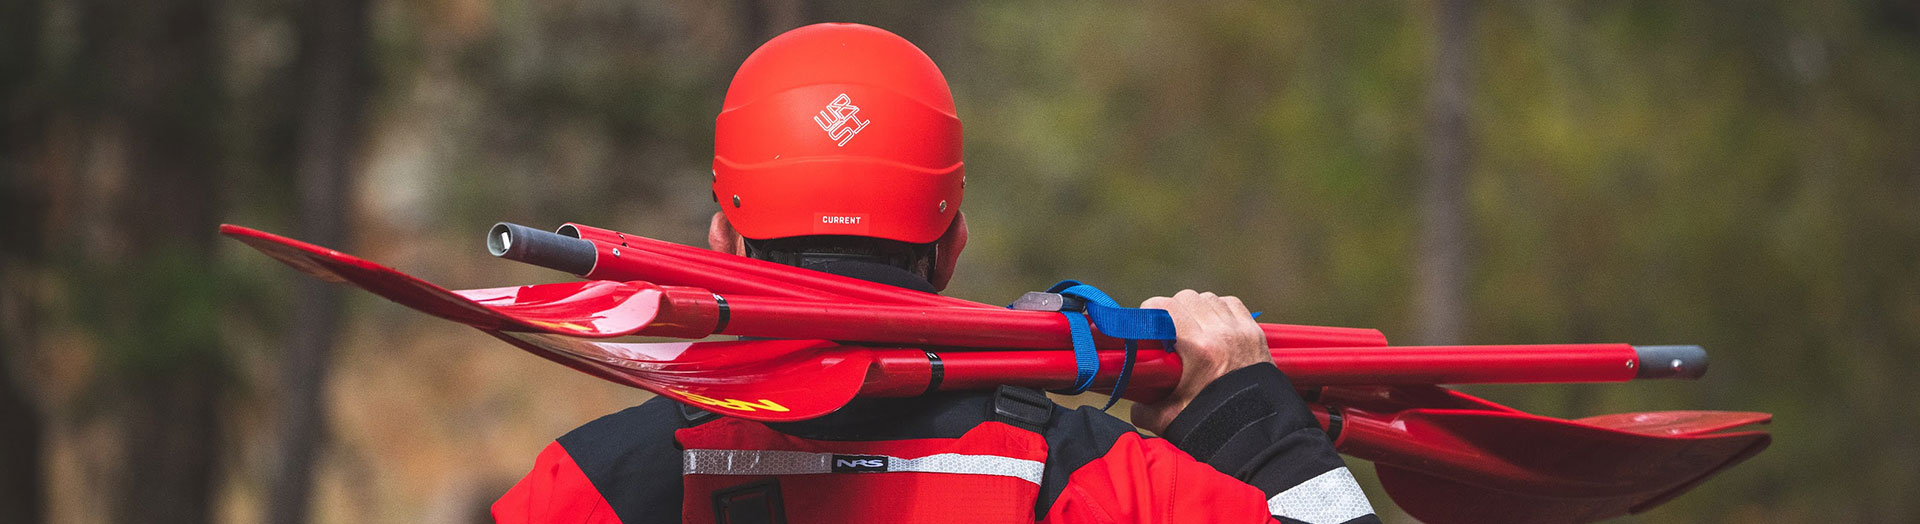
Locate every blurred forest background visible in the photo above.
<box><xmin>3</xmin><ymin>0</ymin><xmax>1917</xmax><ymax>523</ymax></box>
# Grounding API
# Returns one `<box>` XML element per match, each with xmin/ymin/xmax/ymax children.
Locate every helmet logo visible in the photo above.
<box><xmin>812</xmin><ymin>93</ymin><xmax>871</xmax><ymax>147</ymax></box>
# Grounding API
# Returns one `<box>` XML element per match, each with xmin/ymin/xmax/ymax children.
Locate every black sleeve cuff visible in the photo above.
<box><xmin>1160</xmin><ymin>363</ymin><xmax>1319</xmax><ymax>462</ymax></box>
<box><xmin>1157</xmin><ymin>365</ymin><xmax>1376</xmax><ymax>521</ymax></box>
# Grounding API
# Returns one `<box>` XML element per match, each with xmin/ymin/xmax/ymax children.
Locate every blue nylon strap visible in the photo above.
<box><xmin>1039</xmin><ymin>280</ymin><xmax>1178</xmax><ymax>409</ymax></box>
<box><xmin>1046</xmin><ymin>281</ymin><xmax>1178</xmax><ymax>341</ymax></box>
<box><xmin>1058</xmin><ymin>309</ymin><xmax>1099</xmax><ymax>394</ymax></box>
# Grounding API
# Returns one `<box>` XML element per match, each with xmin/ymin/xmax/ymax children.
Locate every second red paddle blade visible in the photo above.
<box><xmin>223</xmin><ymin>224</ymin><xmax>666</xmax><ymax>337</ymax></box>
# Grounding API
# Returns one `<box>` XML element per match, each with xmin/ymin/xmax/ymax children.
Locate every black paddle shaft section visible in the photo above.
<box><xmin>488</xmin><ymin>222</ymin><xmax>598</xmax><ymax>276</ymax></box>
<box><xmin>1633</xmin><ymin>345</ymin><xmax>1709</xmax><ymax>379</ymax></box>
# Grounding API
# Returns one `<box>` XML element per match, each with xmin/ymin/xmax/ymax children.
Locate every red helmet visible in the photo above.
<box><xmin>713</xmin><ymin>23</ymin><xmax>963</xmax><ymax>244</ymax></box>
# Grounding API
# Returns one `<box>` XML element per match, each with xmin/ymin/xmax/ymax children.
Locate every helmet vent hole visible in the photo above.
<box><xmin>732</xmin><ymin>195</ymin><xmax>742</xmax><ymax>208</ymax></box>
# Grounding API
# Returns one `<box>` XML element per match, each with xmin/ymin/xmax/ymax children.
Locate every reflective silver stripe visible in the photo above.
<box><xmin>682</xmin><ymin>449</ymin><xmax>1044</xmax><ymax>485</ymax></box>
<box><xmin>892</xmin><ymin>453</ymin><xmax>1043</xmax><ymax>484</ymax></box>
<box><xmin>1267</xmin><ymin>466</ymin><xmax>1375</xmax><ymax>524</ymax></box>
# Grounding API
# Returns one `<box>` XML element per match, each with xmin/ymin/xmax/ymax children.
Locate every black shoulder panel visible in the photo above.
<box><xmin>1034</xmin><ymin>405</ymin><xmax>1141</xmax><ymax>516</ymax></box>
<box><xmin>556</xmin><ymin>396</ymin><xmax>702</xmax><ymax>524</ymax></box>
<box><xmin>763</xmin><ymin>390</ymin><xmax>996</xmax><ymax>441</ymax></box>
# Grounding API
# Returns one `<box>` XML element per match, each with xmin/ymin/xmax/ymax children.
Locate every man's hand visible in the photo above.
<box><xmin>1130</xmin><ymin>289</ymin><xmax>1272</xmax><ymax>435</ymax></box>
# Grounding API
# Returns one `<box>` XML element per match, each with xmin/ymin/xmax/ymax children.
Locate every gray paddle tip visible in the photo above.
<box><xmin>1633</xmin><ymin>345</ymin><xmax>1709</xmax><ymax>379</ymax></box>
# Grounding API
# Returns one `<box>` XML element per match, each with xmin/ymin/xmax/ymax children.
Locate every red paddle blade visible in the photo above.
<box><xmin>224</xmin><ymin>225</ymin><xmax>866</xmax><ymax>422</ymax></box>
<box><xmin>222</xmin><ymin>224</ymin><xmax>665</xmax><ymax>337</ymax></box>
<box><xmin>1321</xmin><ymin>385</ymin><xmax>1770</xmax><ymax>524</ymax></box>
<box><xmin>1575</xmin><ymin>410</ymin><xmax>1773</xmax><ymax>437</ymax></box>
<box><xmin>1375</xmin><ymin>413</ymin><xmax>1767</xmax><ymax>524</ymax></box>
<box><xmin>487</xmin><ymin>334</ymin><xmax>871</xmax><ymax>422</ymax></box>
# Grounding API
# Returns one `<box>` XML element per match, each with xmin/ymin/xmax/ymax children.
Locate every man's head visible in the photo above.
<box><xmin>709</xmin><ymin>23</ymin><xmax>967</xmax><ymax>291</ymax></box>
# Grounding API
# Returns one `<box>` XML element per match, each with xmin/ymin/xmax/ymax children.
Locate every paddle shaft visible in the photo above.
<box><xmin>628</xmin><ymin>283</ymin><xmax>1664</xmax><ymax>390</ymax></box>
<box><xmin>561</xmin><ymin>222</ymin><xmax>982</xmax><ymax>308</ymax></box>
<box><xmin>855</xmin><ymin>343</ymin><xmax>1644</xmax><ymax>397</ymax></box>
<box><xmin>700</xmin><ymin>291</ymin><xmax>1387</xmax><ymax>349</ymax></box>
<box><xmin>500</xmin><ymin>222</ymin><xmax>1390</xmax><ymax>347</ymax></box>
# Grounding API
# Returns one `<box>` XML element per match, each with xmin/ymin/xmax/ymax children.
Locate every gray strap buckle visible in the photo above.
<box><xmin>1007</xmin><ymin>292</ymin><xmax>1086</xmax><ymax>312</ymax></box>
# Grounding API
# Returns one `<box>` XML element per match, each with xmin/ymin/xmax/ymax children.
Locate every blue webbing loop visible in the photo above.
<box><xmin>1039</xmin><ymin>280</ymin><xmax>1178</xmax><ymax>410</ymax></box>
<box><xmin>1057</xmin><ymin>311</ymin><xmax>1099</xmax><ymax>393</ymax></box>
<box><xmin>1045</xmin><ymin>280</ymin><xmax>1179</xmax><ymax>341</ymax></box>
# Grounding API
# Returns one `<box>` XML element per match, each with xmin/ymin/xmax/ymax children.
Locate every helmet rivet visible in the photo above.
<box><xmin>732</xmin><ymin>195</ymin><xmax>741</xmax><ymax>208</ymax></box>
<box><xmin>938</xmin><ymin>200</ymin><xmax>948</xmax><ymax>213</ymax></box>
<box><xmin>612</xmin><ymin>248</ymin><xmax>622</xmax><ymax>257</ymax></box>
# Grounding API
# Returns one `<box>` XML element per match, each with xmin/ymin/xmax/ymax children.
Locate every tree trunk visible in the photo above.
<box><xmin>1414</xmin><ymin>0</ymin><xmax>1474</xmax><ymax>345</ymax></box>
<box><xmin>70</xmin><ymin>0</ymin><xmax>230</xmax><ymax>521</ymax></box>
<box><xmin>0</xmin><ymin>0</ymin><xmax>49</xmax><ymax>520</ymax></box>
<box><xmin>266</xmin><ymin>0</ymin><xmax>371</xmax><ymax>522</ymax></box>
<box><xmin>0</xmin><ymin>339</ymin><xmax>45</xmax><ymax>524</ymax></box>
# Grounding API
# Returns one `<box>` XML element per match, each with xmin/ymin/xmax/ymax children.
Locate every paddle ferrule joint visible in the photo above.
<box><xmin>923</xmin><ymin>350</ymin><xmax>944</xmax><ymax>396</ymax></box>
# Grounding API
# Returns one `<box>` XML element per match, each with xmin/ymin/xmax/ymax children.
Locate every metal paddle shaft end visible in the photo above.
<box><xmin>489</xmin><ymin>222</ymin><xmax>598</xmax><ymax>276</ymax></box>
<box><xmin>1633</xmin><ymin>345</ymin><xmax>1708</xmax><ymax>379</ymax></box>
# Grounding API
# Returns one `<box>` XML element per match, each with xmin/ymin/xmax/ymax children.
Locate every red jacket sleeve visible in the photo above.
<box><xmin>492</xmin><ymin>441</ymin><xmax>622</xmax><ymax>524</ymax></box>
<box><xmin>1039</xmin><ymin>432</ymin><xmax>1279</xmax><ymax>524</ymax></box>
